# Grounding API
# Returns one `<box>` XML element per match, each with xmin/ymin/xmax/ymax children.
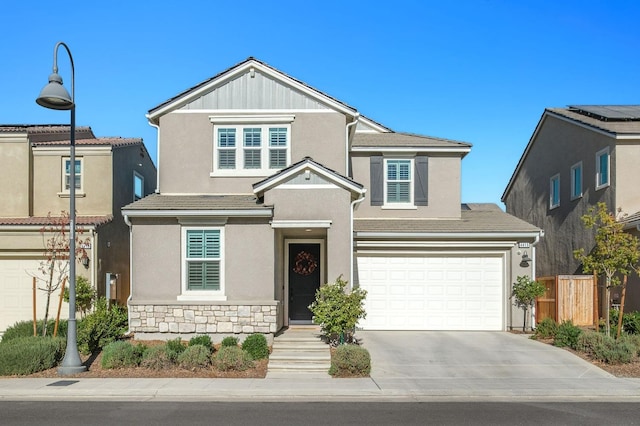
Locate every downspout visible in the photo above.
<box><xmin>345</xmin><ymin>113</ymin><xmax>360</xmax><ymax>176</ymax></box>
<box><xmin>123</xmin><ymin>213</ymin><xmax>134</xmax><ymax>336</ymax></box>
<box><xmin>147</xmin><ymin>119</ymin><xmax>160</xmax><ymax>193</ymax></box>
<box><xmin>529</xmin><ymin>230</ymin><xmax>543</xmax><ymax>330</ymax></box>
<box><xmin>350</xmin><ymin>190</ymin><xmax>367</xmax><ymax>290</ymax></box>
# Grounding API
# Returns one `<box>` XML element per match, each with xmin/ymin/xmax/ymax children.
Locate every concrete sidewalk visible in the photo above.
<box><xmin>2</xmin><ymin>331</ymin><xmax>640</xmax><ymax>401</ymax></box>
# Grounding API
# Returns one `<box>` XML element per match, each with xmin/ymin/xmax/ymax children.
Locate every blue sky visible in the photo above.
<box><xmin>3</xmin><ymin>1</ymin><xmax>640</xmax><ymax>206</ymax></box>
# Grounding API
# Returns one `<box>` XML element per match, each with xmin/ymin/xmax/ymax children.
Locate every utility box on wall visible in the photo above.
<box><xmin>106</xmin><ymin>273</ymin><xmax>118</xmax><ymax>301</ymax></box>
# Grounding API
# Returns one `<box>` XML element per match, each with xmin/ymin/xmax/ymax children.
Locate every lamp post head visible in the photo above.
<box><xmin>36</xmin><ymin>72</ymin><xmax>74</xmax><ymax>110</ymax></box>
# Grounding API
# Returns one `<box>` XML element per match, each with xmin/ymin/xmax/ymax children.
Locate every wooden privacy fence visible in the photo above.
<box><xmin>536</xmin><ymin>275</ymin><xmax>595</xmax><ymax>326</ymax></box>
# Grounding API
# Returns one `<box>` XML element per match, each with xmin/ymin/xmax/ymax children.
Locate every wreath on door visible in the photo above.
<box><xmin>293</xmin><ymin>250</ymin><xmax>317</xmax><ymax>276</ymax></box>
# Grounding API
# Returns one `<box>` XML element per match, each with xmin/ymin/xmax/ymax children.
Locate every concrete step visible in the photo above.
<box><xmin>267</xmin><ymin>327</ymin><xmax>331</xmax><ymax>376</ymax></box>
<box><xmin>270</xmin><ymin>351</ymin><xmax>331</xmax><ymax>361</ymax></box>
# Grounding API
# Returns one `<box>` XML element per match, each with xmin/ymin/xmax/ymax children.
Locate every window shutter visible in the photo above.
<box><xmin>370</xmin><ymin>156</ymin><xmax>383</xmax><ymax>206</ymax></box>
<box><xmin>414</xmin><ymin>156</ymin><xmax>428</xmax><ymax>206</ymax></box>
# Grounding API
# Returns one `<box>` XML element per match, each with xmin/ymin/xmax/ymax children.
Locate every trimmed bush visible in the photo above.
<box><xmin>1</xmin><ymin>319</ymin><xmax>68</xmax><ymax>342</ymax></box>
<box><xmin>77</xmin><ymin>297</ymin><xmax>128</xmax><ymax>355</ymax></box>
<box><xmin>0</xmin><ymin>336</ymin><xmax>66</xmax><ymax>375</ymax></box>
<box><xmin>189</xmin><ymin>335</ymin><xmax>213</xmax><ymax>351</ymax></box>
<box><xmin>533</xmin><ymin>317</ymin><xmax>557</xmax><ymax>339</ymax></box>
<box><xmin>592</xmin><ymin>336</ymin><xmax>635</xmax><ymax>364</ymax></box>
<box><xmin>214</xmin><ymin>346</ymin><xmax>253</xmax><ymax>371</ymax></box>
<box><xmin>221</xmin><ymin>336</ymin><xmax>239</xmax><ymax>347</ymax></box>
<box><xmin>166</xmin><ymin>338</ymin><xmax>186</xmax><ymax>356</ymax></box>
<box><xmin>141</xmin><ymin>345</ymin><xmax>175</xmax><ymax>370</ymax></box>
<box><xmin>576</xmin><ymin>330</ymin><xmax>607</xmax><ymax>356</ymax></box>
<box><xmin>178</xmin><ymin>345</ymin><xmax>212</xmax><ymax>370</ymax></box>
<box><xmin>329</xmin><ymin>344</ymin><xmax>371</xmax><ymax>377</ymax></box>
<box><xmin>553</xmin><ymin>321</ymin><xmax>582</xmax><ymax>349</ymax></box>
<box><xmin>100</xmin><ymin>341</ymin><xmax>145</xmax><ymax>369</ymax></box>
<box><xmin>242</xmin><ymin>334</ymin><xmax>269</xmax><ymax>360</ymax></box>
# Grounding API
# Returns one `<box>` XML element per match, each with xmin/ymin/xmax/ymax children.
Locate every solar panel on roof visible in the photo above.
<box><xmin>569</xmin><ymin>105</ymin><xmax>640</xmax><ymax>121</ymax></box>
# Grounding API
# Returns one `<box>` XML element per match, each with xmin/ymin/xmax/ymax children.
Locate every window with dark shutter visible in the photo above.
<box><xmin>370</xmin><ymin>156</ymin><xmax>383</xmax><ymax>206</ymax></box>
<box><xmin>414</xmin><ymin>156</ymin><xmax>428</xmax><ymax>206</ymax></box>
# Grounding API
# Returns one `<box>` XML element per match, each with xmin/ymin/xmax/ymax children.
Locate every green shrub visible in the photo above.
<box><xmin>166</xmin><ymin>338</ymin><xmax>186</xmax><ymax>355</ymax></box>
<box><xmin>329</xmin><ymin>344</ymin><xmax>371</xmax><ymax>377</ymax></box>
<box><xmin>623</xmin><ymin>311</ymin><xmax>640</xmax><ymax>335</ymax></box>
<box><xmin>101</xmin><ymin>341</ymin><xmax>145</xmax><ymax>369</ymax></box>
<box><xmin>553</xmin><ymin>321</ymin><xmax>582</xmax><ymax>349</ymax></box>
<box><xmin>308</xmin><ymin>276</ymin><xmax>367</xmax><ymax>344</ymax></box>
<box><xmin>0</xmin><ymin>336</ymin><xmax>66</xmax><ymax>375</ymax></box>
<box><xmin>63</xmin><ymin>276</ymin><xmax>96</xmax><ymax>317</ymax></box>
<box><xmin>141</xmin><ymin>345</ymin><xmax>175</xmax><ymax>370</ymax></box>
<box><xmin>576</xmin><ymin>330</ymin><xmax>608</xmax><ymax>356</ymax></box>
<box><xmin>189</xmin><ymin>335</ymin><xmax>213</xmax><ymax>350</ymax></box>
<box><xmin>214</xmin><ymin>346</ymin><xmax>253</xmax><ymax>371</ymax></box>
<box><xmin>178</xmin><ymin>345</ymin><xmax>211</xmax><ymax>370</ymax></box>
<box><xmin>241</xmin><ymin>334</ymin><xmax>269</xmax><ymax>360</ymax></box>
<box><xmin>77</xmin><ymin>297</ymin><xmax>128</xmax><ymax>355</ymax></box>
<box><xmin>221</xmin><ymin>336</ymin><xmax>239</xmax><ymax>347</ymax></box>
<box><xmin>533</xmin><ymin>317</ymin><xmax>557</xmax><ymax>339</ymax></box>
<box><xmin>2</xmin><ymin>319</ymin><xmax>68</xmax><ymax>342</ymax></box>
<box><xmin>592</xmin><ymin>336</ymin><xmax>635</xmax><ymax>364</ymax></box>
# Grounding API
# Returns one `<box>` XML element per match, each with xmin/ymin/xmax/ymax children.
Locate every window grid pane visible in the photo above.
<box><xmin>572</xmin><ymin>166</ymin><xmax>582</xmax><ymax>198</ymax></box>
<box><xmin>186</xmin><ymin>230</ymin><xmax>221</xmax><ymax>291</ymax></box>
<box><xmin>243</xmin><ymin>128</ymin><xmax>261</xmax><ymax>147</ymax></box>
<box><xmin>598</xmin><ymin>153</ymin><xmax>609</xmax><ymax>186</ymax></box>
<box><xmin>269</xmin><ymin>128</ymin><xmax>287</xmax><ymax>146</ymax></box>
<box><xmin>386</xmin><ymin>160</ymin><xmax>411</xmax><ymax>203</ymax></box>
<box><xmin>64</xmin><ymin>159</ymin><xmax>82</xmax><ymax>190</ymax></box>
<box><xmin>269</xmin><ymin>149</ymin><xmax>287</xmax><ymax>168</ymax></box>
<box><xmin>244</xmin><ymin>149</ymin><xmax>261</xmax><ymax>169</ymax></box>
<box><xmin>218</xmin><ymin>129</ymin><xmax>236</xmax><ymax>147</ymax></box>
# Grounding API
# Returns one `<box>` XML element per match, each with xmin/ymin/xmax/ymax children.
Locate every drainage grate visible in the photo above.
<box><xmin>47</xmin><ymin>380</ymin><xmax>79</xmax><ymax>387</ymax></box>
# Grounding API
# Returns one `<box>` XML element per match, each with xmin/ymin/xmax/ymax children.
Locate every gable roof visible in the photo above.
<box><xmin>502</xmin><ymin>106</ymin><xmax>640</xmax><ymax>202</ymax></box>
<box><xmin>122</xmin><ymin>194</ymin><xmax>272</xmax><ymax>217</ymax></box>
<box><xmin>252</xmin><ymin>157</ymin><xmax>365</xmax><ymax>196</ymax></box>
<box><xmin>352</xmin><ymin>132</ymin><xmax>471</xmax><ymax>156</ymax></box>
<box><xmin>32</xmin><ymin>137</ymin><xmax>145</xmax><ymax>149</ymax></box>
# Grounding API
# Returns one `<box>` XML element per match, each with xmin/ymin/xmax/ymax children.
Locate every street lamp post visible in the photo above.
<box><xmin>36</xmin><ymin>41</ymin><xmax>86</xmax><ymax>375</ymax></box>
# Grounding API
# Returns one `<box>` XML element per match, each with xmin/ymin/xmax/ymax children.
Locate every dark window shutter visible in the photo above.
<box><xmin>414</xmin><ymin>156</ymin><xmax>428</xmax><ymax>206</ymax></box>
<box><xmin>370</xmin><ymin>156</ymin><xmax>383</xmax><ymax>206</ymax></box>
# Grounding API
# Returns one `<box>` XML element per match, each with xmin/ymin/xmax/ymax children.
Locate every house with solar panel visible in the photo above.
<box><xmin>0</xmin><ymin>125</ymin><xmax>156</xmax><ymax>336</ymax></box>
<box><xmin>502</xmin><ymin>105</ymin><xmax>640</xmax><ymax>314</ymax></box>
<box><xmin>122</xmin><ymin>57</ymin><xmax>541</xmax><ymax>339</ymax></box>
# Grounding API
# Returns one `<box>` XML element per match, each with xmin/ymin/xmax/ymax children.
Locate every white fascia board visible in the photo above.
<box><xmin>355</xmin><ymin>231</ymin><xmax>541</xmax><ymax>240</ymax></box>
<box><xmin>122</xmin><ymin>209</ymin><xmax>273</xmax><ymax>218</ymax></box>
<box><xmin>208</xmin><ymin>113</ymin><xmax>295</xmax><ymax>124</ymax></box>
<box><xmin>350</xmin><ymin>146</ymin><xmax>471</xmax><ymax>155</ymax></box>
<box><xmin>271</xmin><ymin>220</ymin><xmax>332</xmax><ymax>229</ymax></box>
<box><xmin>148</xmin><ymin>60</ymin><xmax>358</xmax><ymax>121</ymax></box>
<box><xmin>356</xmin><ymin>248</ymin><xmax>510</xmax><ymax>256</ymax></box>
<box><xmin>356</xmin><ymin>240</ymin><xmax>518</xmax><ymax>249</ymax></box>
<box><xmin>253</xmin><ymin>162</ymin><xmax>364</xmax><ymax>195</ymax></box>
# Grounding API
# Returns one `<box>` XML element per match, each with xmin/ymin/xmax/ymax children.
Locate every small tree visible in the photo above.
<box><xmin>308</xmin><ymin>276</ymin><xmax>367</xmax><ymax>345</ymax></box>
<box><xmin>63</xmin><ymin>276</ymin><xmax>96</xmax><ymax>318</ymax></box>
<box><xmin>512</xmin><ymin>275</ymin><xmax>546</xmax><ymax>331</ymax></box>
<box><xmin>574</xmin><ymin>202</ymin><xmax>640</xmax><ymax>336</ymax></box>
<box><xmin>29</xmin><ymin>211</ymin><xmax>89</xmax><ymax>336</ymax></box>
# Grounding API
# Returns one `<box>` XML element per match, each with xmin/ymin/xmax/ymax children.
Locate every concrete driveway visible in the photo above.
<box><xmin>358</xmin><ymin>331</ymin><xmax>611</xmax><ymax>381</ymax></box>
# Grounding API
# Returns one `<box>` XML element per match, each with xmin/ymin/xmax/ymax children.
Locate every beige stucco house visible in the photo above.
<box><xmin>502</xmin><ymin>105</ymin><xmax>640</xmax><ymax>313</ymax></box>
<box><xmin>123</xmin><ymin>58</ymin><xmax>541</xmax><ymax>338</ymax></box>
<box><xmin>0</xmin><ymin>125</ymin><xmax>156</xmax><ymax>336</ymax></box>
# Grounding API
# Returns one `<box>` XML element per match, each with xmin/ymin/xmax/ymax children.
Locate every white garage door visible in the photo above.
<box><xmin>357</xmin><ymin>255</ymin><xmax>504</xmax><ymax>331</ymax></box>
<box><xmin>0</xmin><ymin>259</ymin><xmax>68</xmax><ymax>337</ymax></box>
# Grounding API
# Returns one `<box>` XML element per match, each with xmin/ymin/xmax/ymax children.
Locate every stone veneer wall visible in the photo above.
<box><xmin>129</xmin><ymin>302</ymin><xmax>281</xmax><ymax>335</ymax></box>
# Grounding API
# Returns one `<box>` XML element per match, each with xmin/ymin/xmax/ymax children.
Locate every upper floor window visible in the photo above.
<box><xmin>62</xmin><ymin>157</ymin><xmax>83</xmax><ymax>192</ymax></box>
<box><xmin>212</xmin><ymin>124</ymin><xmax>291</xmax><ymax>176</ymax></box>
<box><xmin>596</xmin><ymin>147</ymin><xmax>610</xmax><ymax>190</ymax></box>
<box><xmin>133</xmin><ymin>172</ymin><xmax>144</xmax><ymax>201</ymax></box>
<box><xmin>180</xmin><ymin>227</ymin><xmax>225</xmax><ymax>301</ymax></box>
<box><xmin>550</xmin><ymin>174</ymin><xmax>560</xmax><ymax>209</ymax></box>
<box><xmin>385</xmin><ymin>159</ymin><xmax>413</xmax><ymax>206</ymax></box>
<box><xmin>571</xmin><ymin>162</ymin><xmax>582</xmax><ymax>200</ymax></box>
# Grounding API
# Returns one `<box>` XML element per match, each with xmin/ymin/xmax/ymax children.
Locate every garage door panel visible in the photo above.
<box><xmin>358</xmin><ymin>255</ymin><xmax>503</xmax><ymax>331</ymax></box>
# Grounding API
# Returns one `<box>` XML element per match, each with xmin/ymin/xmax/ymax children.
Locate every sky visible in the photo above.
<box><xmin>3</xmin><ymin>1</ymin><xmax>640</xmax><ymax>207</ymax></box>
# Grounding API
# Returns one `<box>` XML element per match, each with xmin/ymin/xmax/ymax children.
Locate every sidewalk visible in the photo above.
<box><xmin>2</xmin><ymin>375</ymin><xmax>640</xmax><ymax>402</ymax></box>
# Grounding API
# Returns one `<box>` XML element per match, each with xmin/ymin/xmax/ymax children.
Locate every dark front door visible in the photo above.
<box><xmin>289</xmin><ymin>243</ymin><xmax>321</xmax><ymax>321</ymax></box>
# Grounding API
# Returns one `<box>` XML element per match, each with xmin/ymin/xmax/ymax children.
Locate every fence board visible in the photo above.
<box><xmin>536</xmin><ymin>275</ymin><xmax>594</xmax><ymax>326</ymax></box>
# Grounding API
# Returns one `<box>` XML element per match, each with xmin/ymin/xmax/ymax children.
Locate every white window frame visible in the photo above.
<box><xmin>383</xmin><ymin>158</ymin><xmax>415</xmax><ymax>208</ymax></box>
<box><xmin>210</xmin><ymin>115</ymin><xmax>294</xmax><ymax>177</ymax></box>
<box><xmin>61</xmin><ymin>157</ymin><xmax>83</xmax><ymax>194</ymax></box>
<box><xmin>133</xmin><ymin>171</ymin><xmax>144</xmax><ymax>201</ymax></box>
<box><xmin>178</xmin><ymin>226</ymin><xmax>226</xmax><ymax>301</ymax></box>
<box><xmin>570</xmin><ymin>162</ymin><xmax>582</xmax><ymax>200</ymax></box>
<box><xmin>596</xmin><ymin>147</ymin><xmax>610</xmax><ymax>190</ymax></box>
<box><xmin>550</xmin><ymin>173</ymin><xmax>560</xmax><ymax>209</ymax></box>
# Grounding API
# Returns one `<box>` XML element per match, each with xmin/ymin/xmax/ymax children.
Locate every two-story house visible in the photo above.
<box><xmin>0</xmin><ymin>125</ymin><xmax>156</xmax><ymax>336</ymax></box>
<box><xmin>502</xmin><ymin>105</ymin><xmax>640</xmax><ymax>313</ymax></box>
<box><xmin>123</xmin><ymin>58</ymin><xmax>541</xmax><ymax>338</ymax></box>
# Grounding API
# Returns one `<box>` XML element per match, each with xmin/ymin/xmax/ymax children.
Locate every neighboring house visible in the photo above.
<box><xmin>0</xmin><ymin>125</ymin><xmax>156</xmax><ymax>336</ymax></box>
<box><xmin>123</xmin><ymin>57</ymin><xmax>540</xmax><ymax>338</ymax></box>
<box><xmin>502</xmin><ymin>105</ymin><xmax>640</xmax><ymax>312</ymax></box>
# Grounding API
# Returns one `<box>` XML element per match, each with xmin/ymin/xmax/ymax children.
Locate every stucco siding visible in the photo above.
<box><xmin>614</xmin><ymin>141</ymin><xmax>640</xmax><ymax>215</ymax></box>
<box><xmin>0</xmin><ymin>136</ymin><xmax>29</xmax><ymax>217</ymax></box>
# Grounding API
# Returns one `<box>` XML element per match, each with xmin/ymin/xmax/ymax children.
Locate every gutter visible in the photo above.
<box><xmin>123</xmin><ymin>213</ymin><xmax>134</xmax><ymax>336</ymax></box>
<box><xmin>346</xmin><ymin>113</ymin><xmax>360</xmax><ymax>175</ymax></box>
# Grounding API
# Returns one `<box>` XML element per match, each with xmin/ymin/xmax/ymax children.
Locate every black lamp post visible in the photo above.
<box><xmin>36</xmin><ymin>41</ymin><xmax>86</xmax><ymax>375</ymax></box>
